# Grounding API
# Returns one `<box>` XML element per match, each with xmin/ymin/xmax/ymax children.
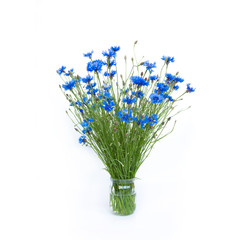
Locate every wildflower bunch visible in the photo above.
<box><xmin>57</xmin><ymin>42</ymin><xmax>195</xmax><ymax>215</ymax></box>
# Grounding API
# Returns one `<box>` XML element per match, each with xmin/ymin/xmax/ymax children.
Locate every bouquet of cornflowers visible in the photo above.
<box><xmin>57</xmin><ymin>42</ymin><xmax>195</xmax><ymax>215</ymax></box>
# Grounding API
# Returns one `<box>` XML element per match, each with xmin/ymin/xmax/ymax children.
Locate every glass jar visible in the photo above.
<box><xmin>110</xmin><ymin>178</ymin><xmax>136</xmax><ymax>215</ymax></box>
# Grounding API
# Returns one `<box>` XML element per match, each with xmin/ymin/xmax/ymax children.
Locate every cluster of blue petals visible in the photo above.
<box><xmin>81</xmin><ymin>118</ymin><xmax>94</xmax><ymax>134</ymax></box>
<box><xmin>70</xmin><ymin>100</ymin><xmax>81</xmax><ymax>106</ymax></box>
<box><xmin>132</xmin><ymin>91</ymin><xmax>144</xmax><ymax>99</ymax></box>
<box><xmin>102</xmin><ymin>49</ymin><xmax>116</xmax><ymax>59</ymax></box>
<box><xmin>122</xmin><ymin>96</ymin><xmax>137</xmax><ymax>104</ymax></box>
<box><xmin>131</xmin><ymin>76</ymin><xmax>149</xmax><ymax>86</ymax></box>
<box><xmin>102</xmin><ymin>59</ymin><xmax>116</xmax><ymax>68</ymax></box>
<box><xmin>149</xmin><ymin>75</ymin><xmax>158</xmax><ymax>81</ymax></box>
<box><xmin>85</xmin><ymin>82</ymin><xmax>98</xmax><ymax>95</ymax></box>
<box><xmin>87</xmin><ymin>60</ymin><xmax>103</xmax><ymax>73</ymax></box>
<box><xmin>136</xmin><ymin>114</ymin><xmax>158</xmax><ymax>129</ymax></box>
<box><xmin>143</xmin><ymin>61</ymin><xmax>156</xmax><ymax>73</ymax></box>
<box><xmin>165</xmin><ymin>73</ymin><xmax>184</xmax><ymax>84</ymax></box>
<box><xmin>83</xmin><ymin>50</ymin><xmax>93</xmax><ymax>58</ymax></box>
<box><xmin>57</xmin><ymin>46</ymin><xmax>196</xmax><ymax>146</ymax></box>
<box><xmin>82</xmin><ymin>75</ymin><xmax>93</xmax><ymax>83</ymax></box>
<box><xmin>62</xmin><ymin>79</ymin><xmax>76</xmax><ymax>91</ymax></box>
<box><xmin>118</xmin><ymin>109</ymin><xmax>133</xmax><ymax>123</ymax></box>
<box><xmin>102</xmin><ymin>46</ymin><xmax>120</xmax><ymax>59</ymax></box>
<box><xmin>186</xmin><ymin>83</ymin><xmax>195</xmax><ymax>93</ymax></box>
<box><xmin>57</xmin><ymin>66</ymin><xmax>66</xmax><ymax>75</ymax></box>
<box><xmin>104</xmin><ymin>70</ymin><xmax>117</xmax><ymax>78</ymax></box>
<box><xmin>65</xmin><ymin>68</ymin><xmax>74</xmax><ymax>76</ymax></box>
<box><xmin>101</xmin><ymin>100</ymin><xmax>115</xmax><ymax>112</ymax></box>
<box><xmin>149</xmin><ymin>93</ymin><xmax>164</xmax><ymax>104</ymax></box>
<box><xmin>161</xmin><ymin>56</ymin><xmax>175</xmax><ymax>63</ymax></box>
<box><xmin>156</xmin><ymin>83</ymin><xmax>169</xmax><ymax>93</ymax></box>
<box><xmin>79</xmin><ymin>136</ymin><xmax>86</xmax><ymax>144</ymax></box>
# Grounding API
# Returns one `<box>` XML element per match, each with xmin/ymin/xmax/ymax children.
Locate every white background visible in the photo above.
<box><xmin>0</xmin><ymin>0</ymin><xmax>240</xmax><ymax>239</ymax></box>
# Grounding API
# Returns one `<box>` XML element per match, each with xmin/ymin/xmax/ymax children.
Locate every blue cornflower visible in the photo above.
<box><xmin>104</xmin><ymin>84</ymin><xmax>111</xmax><ymax>91</ymax></box>
<box><xmin>86</xmin><ymin>82</ymin><xmax>96</xmax><ymax>89</ymax></box>
<box><xmin>186</xmin><ymin>83</ymin><xmax>195</xmax><ymax>93</ymax></box>
<box><xmin>148</xmin><ymin>114</ymin><xmax>158</xmax><ymax>126</ymax></box>
<box><xmin>79</xmin><ymin>136</ymin><xmax>86</xmax><ymax>144</ymax></box>
<box><xmin>122</xmin><ymin>96</ymin><xmax>137</xmax><ymax>104</ymax></box>
<box><xmin>87</xmin><ymin>60</ymin><xmax>103</xmax><ymax>73</ymax></box>
<box><xmin>141</xmin><ymin>114</ymin><xmax>158</xmax><ymax>129</ymax></box>
<box><xmin>83</xmin><ymin>97</ymin><xmax>91</xmax><ymax>104</ymax></box>
<box><xmin>101</xmin><ymin>100</ymin><xmax>115</xmax><ymax>112</ymax></box>
<box><xmin>103</xmin><ymin>91</ymin><xmax>112</xmax><ymax>100</ymax></box>
<box><xmin>149</xmin><ymin>75</ymin><xmax>158</xmax><ymax>81</ymax></box>
<box><xmin>104</xmin><ymin>70</ymin><xmax>117</xmax><ymax>78</ymax></box>
<box><xmin>62</xmin><ymin>79</ymin><xmax>76</xmax><ymax>91</ymax></box>
<box><xmin>82</xmin><ymin>75</ymin><xmax>93</xmax><ymax>83</ymax></box>
<box><xmin>65</xmin><ymin>68</ymin><xmax>74</xmax><ymax>76</ymax></box>
<box><xmin>120</xmin><ymin>88</ymin><xmax>129</xmax><ymax>95</ymax></box>
<box><xmin>156</xmin><ymin>83</ymin><xmax>169</xmax><ymax>93</ymax></box>
<box><xmin>102</xmin><ymin>48</ymin><xmax>116</xmax><ymax>59</ymax></box>
<box><xmin>161</xmin><ymin>56</ymin><xmax>175</xmax><ymax>64</ymax></box>
<box><xmin>70</xmin><ymin>100</ymin><xmax>82</xmax><ymax>106</ymax></box>
<box><xmin>81</xmin><ymin>118</ymin><xmax>93</xmax><ymax>134</ymax></box>
<box><xmin>87</xmin><ymin>118</ymin><xmax>94</xmax><ymax>122</ymax></box>
<box><xmin>102</xmin><ymin>59</ymin><xmax>116</xmax><ymax>68</ymax></box>
<box><xmin>87</xmin><ymin>88</ymin><xmax>98</xmax><ymax>95</ymax></box>
<box><xmin>165</xmin><ymin>73</ymin><xmax>175</xmax><ymax>83</ymax></box>
<box><xmin>81</xmin><ymin>120</ymin><xmax>89</xmax><ymax>127</ymax></box>
<box><xmin>133</xmin><ymin>117</ymin><xmax>142</xmax><ymax>125</ymax></box>
<box><xmin>143</xmin><ymin>61</ymin><xmax>156</xmax><ymax>73</ymax></box>
<box><xmin>174</xmin><ymin>85</ymin><xmax>179</xmax><ymax>90</ymax></box>
<box><xmin>163</xmin><ymin>93</ymin><xmax>174</xmax><ymax>101</ymax></box>
<box><xmin>165</xmin><ymin>74</ymin><xmax>184</xmax><ymax>84</ymax></box>
<box><xmin>118</xmin><ymin>109</ymin><xmax>133</xmax><ymax>123</ymax></box>
<box><xmin>98</xmin><ymin>90</ymin><xmax>113</xmax><ymax>102</ymax></box>
<box><xmin>175</xmin><ymin>76</ymin><xmax>184</xmax><ymax>83</ymax></box>
<box><xmin>83</xmin><ymin>50</ymin><xmax>93</xmax><ymax>58</ymax></box>
<box><xmin>82</xmin><ymin>126</ymin><xmax>92</xmax><ymax>134</ymax></box>
<box><xmin>149</xmin><ymin>93</ymin><xmax>164</xmax><ymax>104</ymax></box>
<box><xmin>132</xmin><ymin>91</ymin><xmax>144</xmax><ymax>99</ymax></box>
<box><xmin>111</xmin><ymin>46</ymin><xmax>120</xmax><ymax>52</ymax></box>
<box><xmin>57</xmin><ymin>66</ymin><xmax>66</xmax><ymax>75</ymax></box>
<box><xmin>131</xmin><ymin>76</ymin><xmax>149</xmax><ymax>86</ymax></box>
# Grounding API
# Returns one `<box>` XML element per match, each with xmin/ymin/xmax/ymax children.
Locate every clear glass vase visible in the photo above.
<box><xmin>110</xmin><ymin>178</ymin><xmax>136</xmax><ymax>215</ymax></box>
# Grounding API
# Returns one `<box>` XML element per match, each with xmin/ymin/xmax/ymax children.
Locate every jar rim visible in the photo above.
<box><xmin>110</xmin><ymin>177</ymin><xmax>136</xmax><ymax>183</ymax></box>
